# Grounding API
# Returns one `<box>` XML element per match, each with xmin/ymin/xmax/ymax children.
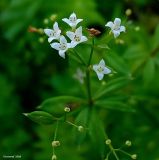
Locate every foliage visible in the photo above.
<box><xmin>0</xmin><ymin>0</ymin><xmax>159</xmax><ymax>160</ymax></box>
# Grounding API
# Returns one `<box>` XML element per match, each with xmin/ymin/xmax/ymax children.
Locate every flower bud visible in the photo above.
<box><xmin>87</xmin><ymin>28</ymin><xmax>101</xmax><ymax>37</ymax></box>
<box><xmin>135</xmin><ymin>26</ymin><xmax>140</xmax><ymax>31</ymax></box>
<box><xmin>105</xmin><ymin>139</ymin><xmax>111</xmax><ymax>145</ymax></box>
<box><xmin>39</xmin><ymin>37</ymin><xmax>44</xmax><ymax>43</ymax></box>
<box><xmin>78</xmin><ymin>125</ymin><xmax>84</xmax><ymax>132</ymax></box>
<box><xmin>50</xmin><ymin>14</ymin><xmax>57</xmax><ymax>21</ymax></box>
<box><xmin>52</xmin><ymin>154</ymin><xmax>57</xmax><ymax>160</ymax></box>
<box><xmin>125</xmin><ymin>140</ymin><xmax>132</xmax><ymax>146</ymax></box>
<box><xmin>125</xmin><ymin>9</ymin><xmax>132</xmax><ymax>16</ymax></box>
<box><xmin>64</xmin><ymin>107</ymin><xmax>70</xmax><ymax>112</ymax></box>
<box><xmin>131</xmin><ymin>154</ymin><xmax>137</xmax><ymax>159</ymax></box>
<box><xmin>43</xmin><ymin>18</ymin><xmax>49</xmax><ymax>24</ymax></box>
<box><xmin>52</xmin><ymin>141</ymin><xmax>60</xmax><ymax>147</ymax></box>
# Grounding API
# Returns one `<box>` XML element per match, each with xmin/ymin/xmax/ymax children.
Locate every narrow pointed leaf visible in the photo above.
<box><xmin>38</xmin><ymin>96</ymin><xmax>85</xmax><ymax>117</ymax></box>
<box><xmin>24</xmin><ymin>111</ymin><xmax>56</xmax><ymax>125</ymax></box>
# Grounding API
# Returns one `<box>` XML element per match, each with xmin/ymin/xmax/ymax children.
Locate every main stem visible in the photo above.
<box><xmin>86</xmin><ymin>38</ymin><xmax>94</xmax><ymax>107</ymax></box>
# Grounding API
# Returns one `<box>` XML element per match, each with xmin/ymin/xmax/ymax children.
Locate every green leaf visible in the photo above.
<box><xmin>143</xmin><ymin>58</ymin><xmax>155</xmax><ymax>86</ymax></box>
<box><xmin>23</xmin><ymin>111</ymin><xmax>56</xmax><ymax>125</ymax></box>
<box><xmin>95</xmin><ymin>100</ymin><xmax>135</xmax><ymax>112</ymax></box>
<box><xmin>89</xmin><ymin>109</ymin><xmax>106</xmax><ymax>158</ymax></box>
<box><xmin>94</xmin><ymin>77</ymin><xmax>132</xmax><ymax>99</ymax></box>
<box><xmin>96</xmin><ymin>44</ymin><xmax>110</xmax><ymax>50</ymax></box>
<box><xmin>152</xmin><ymin>24</ymin><xmax>159</xmax><ymax>49</ymax></box>
<box><xmin>38</xmin><ymin>96</ymin><xmax>85</xmax><ymax>118</ymax></box>
<box><xmin>105</xmin><ymin>51</ymin><xmax>130</xmax><ymax>74</ymax></box>
<box><xmin>74</xmin><ymin>108</ymin><xmax>89</xmax><ymax>144</ymax></box>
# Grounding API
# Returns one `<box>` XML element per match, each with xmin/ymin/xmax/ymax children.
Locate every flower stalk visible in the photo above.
<box><xmin>86</xmin><ymin>38</ymin><xmax>95</xmax><ymax>107</ymax></box>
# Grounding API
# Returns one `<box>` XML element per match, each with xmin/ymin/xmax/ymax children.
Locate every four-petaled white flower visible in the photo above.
<box><xmin>66</xmin><ymin>26</ymin><xmax>88</xmax><ymax>47</ymax></box>
<box><xmin>50</xmin><ymin>36</ymin><xmax>70</xmax><ymax>58</ymax></box>
<box><xmin>73</xmin><ymin>68</ymin><xmax>86</xmax><ymax>84</ymax></box>
<box><xmin>105</xmin><ymin>18</ymin><xmax>126</xmax><ymax>38</ymax></box>
<box><xmin>62</xmin><ymin>12</ymin><xmax>83</xmax><ymax>29</ymax></box>
<box><xmin>93</xmin><ymin>59</ymin><xmax>111</xmax><ymax>80</ymax></box>
<box><xmin>44</xmin><ymin>22</ymin><xmax>61</xmax><ymax>43</ymax></box>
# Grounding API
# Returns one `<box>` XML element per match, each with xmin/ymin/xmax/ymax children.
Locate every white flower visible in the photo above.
<box><xmin>50</xmin><ymin>36</ymin><xmax>70</xmax><ymax>58</ymax></box>
<box><xmin>73</xmin><ymin>68</ymin><xmax>86</xmax><ymax>84</ymax></box>
<box><xmin>66</xmin><ymin>26</ymin><xmax>88</xmax><ymax>47</ymax></box>
<box><xmin>44</xmin><ymin>22</ymin><xmax>61</xmax><ymax>43</ymax></box>
<box><xmin>62</xmin><ymin>12</ymin><xmax>83</xmax><ymax>28</ymax></box>
<box><xmin>93</xmin><ymin>59</ymin><xmax>111</xmax><ymax>80</ymax></box>
<box><xmin>105</xmin><ymin>18</ymin><xmax>126</xmax><ymax>38</ymax></box>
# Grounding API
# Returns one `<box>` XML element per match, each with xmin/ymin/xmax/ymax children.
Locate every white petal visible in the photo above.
<box><xmin>62</xmin><ymin>18</ymin><xmax>70</xmax><ymax>25</ymax></box>
<box><xmin>70</xmin><ymin>12</ymin><xmax>76</xmax><ymax>19</ymax></box>
<box><xmin>75</xmin><ymin>26</ymin><xmax>82</xmax><ymax>36</ymax></box>
<box><xmin>99</xmin><ymin>59</ymin><xmax>105</xmax><ymax>66</ymax></box>
<box><xmin>120</xmin><ymin>26</ymin><xmax>126</xmax><ymax>32</ymax></box>
<box><xmin>76</xmin><ymin>19</ymin><xmax>83</xmax><ymax>24</ymax></box>
<box><xmin>59</xmin><ymin>50</ymin><xmax>66</xmax><ymax>58</ymax></box>
<box><xmin>60</xmin><ymin>36</ymin><xmax>67</xmax><ymax>44</ymax></box>
<box><xmin>50</xmin><ymin>43</ymin><xmax>60</xmax><ymax>50</ymax></box>
<box><xmin>55</xmin><ymin>32</ymin><xmax>61</xmax><ymax>39</ymax></box>
<box><xmin>67</xmin><ymin>43</ymin><xmax>73</xmax><ymax>48</ymax></box>
<box><xmin>97</xmin><ymin>72</ymin><xmax>104</xmax><ymax>80</ymax></box>
<box><xmin>53</xmin><ymin>22</ymin><xmax>59</xmax><ymax>31</ymax></box>
<box><xmin>66</xmin><ymin>31</ymin><xmax>75</xmax><ymax>41</ymax></box>
<box><xmin>112</xmin><ymin>30</ymin><xmax>120</xmax><ymax>38</ymax></box>
<box><xmin>103</xmin><ymin>67</ymin><xmax>111</xmax><ymax>74</ymax></box>
<box><xmin>80</xmin><ymin>36</ymin><xmax>88</xmax><ymax>42</ymax></box>
<box><xmin>105</xmin><ymin>21</ymin><xmax>114</xmax><ymax>29</ymax></box>
<box><xmin>93</xmin><ymin>65</ymin><xmax>98</xmax><ymax>72</ymax></box>
<box><xmin>114</xmin><ymin>18</ymin><xmax>121</xmax><ymax>26</ymax></box>
<box><xmin>48</xmin><ymin>37</ymin><xmax>55</xmax><ymax>43</ymax></box>
<box><xmin>70</xmin><ymin>41</ymin><xmax>78</xmax><ymax>48</ymax></box>
<box><xmin>44</xmin><ymin>29</ymin><xmax>53</xmax><ymax>37</ymax></box>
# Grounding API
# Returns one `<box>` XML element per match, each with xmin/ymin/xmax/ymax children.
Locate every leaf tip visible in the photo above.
<box><xmin>23</xmin><ymin>113</ymin><xmax>28</xmax><ymax>116</ymax></box>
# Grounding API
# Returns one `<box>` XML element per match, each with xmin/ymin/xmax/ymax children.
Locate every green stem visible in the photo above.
<box><xmin>53</xmin><ymin>121</ymin><xmax>59</xmax><ymax>154</ymax></box>
<box><xmin>109</xmin><ymin>144</ymin><xmax>120</xmax><ymax>160</ymax></box>
<box><xmin>54</xmin><ymin>121</ymin><xmax>59</xmax><ymax>140</ymax></box>
<box><xmin>73</xmin><ymin>49</ymin><xmax>87</xmax><ymax>66</ymax></box>
<box><xmin>88</xmin><ymin>38</ymin><xmax>95</xmax><ymax>66</ymax></box>
<box><xmin>105</xmin><ymin>133</ymin><xmax>120</xmax><ymax>160</ymax></box>
<box><xmin>66</xmin><ymin>120</ymin><xmax>78</xmax><ymax>128</ymax></box>
<box><xmin>116</xmin><ymin>149</ymin><xmax>131</xmax><ymax>157</ymax></box>
<box><xmin>86</xmin><ymin>38</ymin><xmax>95</xmax><ymax>107</ymax></box>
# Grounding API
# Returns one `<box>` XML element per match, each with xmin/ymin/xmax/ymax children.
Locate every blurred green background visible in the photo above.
<box><xmin>0</xmin><ymin>0</ymin><xmax>159</xmax><ymax>160</ymax></box>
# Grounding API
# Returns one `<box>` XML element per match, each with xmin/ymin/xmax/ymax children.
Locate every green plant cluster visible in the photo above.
<box><xmin>0</xmin><ymin>0</ymin><xmax>159</xmax><ymax>160</ymax></box>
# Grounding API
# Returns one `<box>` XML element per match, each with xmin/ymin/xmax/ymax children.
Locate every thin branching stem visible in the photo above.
<box><xmin>73</xmin><ymin>49</ymin><xmax>87</xmax><ymax>66</ymax></box>
<box><xmin>86</xmin><ymin>38</ymin><xmax>95</xmax><ymax>107</ymax></box>
<box><xmin>53</xmin><ymin>121</ymin><xmax>59</xmax><ymax>154</ymax></box>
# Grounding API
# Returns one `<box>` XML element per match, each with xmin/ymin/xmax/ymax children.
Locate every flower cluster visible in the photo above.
<box><xmin>44</xmin><ymin>13</ymin><xmax>126</xmax><ymax>80</ymax></box>
<box><xmin>44</xmin><ymin>13</ymin><xmax>87</xmax><ymax>59</ymax></box>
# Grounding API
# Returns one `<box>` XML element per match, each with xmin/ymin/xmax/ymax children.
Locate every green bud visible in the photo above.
<box><xmin>105</xmin><ymin>139</ymin><xmax>111</xmax><ymax>145</ymax></box>
<box><xmin>78</xmin><ymin>126</ymin><xmax>84</xmax><ymax>132</ymax></box>
<box><xmin>131</xmin><ymin>154</ymin><xmax>137</xmax><ymax>159</ymax></box>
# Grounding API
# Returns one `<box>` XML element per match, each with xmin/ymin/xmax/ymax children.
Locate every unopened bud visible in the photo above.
<box><xmin>52</xmin><ymin>154</ymin><xmax>57</xmax><ymax>160</ymax></box>
<box><xmin>105</xmin><ymin>139</ymin><xmax>111</xmax><ymax>145</ymax></box>
<box><xmin>135</xmin><ymin>26</ymin><xmax>140</xmax><ymax>31</ymax></box>
<box><xmin>43</xmin><ymin>18</ymin><xmax>49</xmax><ymax>24</ymax></box>
<box><xmin>52</xmin><ymin>140</ymin><xmax>60</xmax><ymax>147</ymax></box>
<box><xmin>64</xmin><ymin>107</ymin><xmax>70</xmax><ymax>112</ymax></box>
<box><xmin>125</xmin><ymin>140</ymin><xmax>132</xmax><ymax>146</ymax></box>
<box><xmin>50</xmin><ymin>14</ymin><xmax>57</xmax><ymax>21</ymax></box>
<box><xmin>125</xmin><ymin>9</ymin><xmax>132</xmax><ymax>16</ymax></box>
<box><xmin>87</xmin><ymin>28</ymin><xmax>101</xmax><ymax>37</ymax></box>
<box><xmin>131</xmin><ymin>154</ymin><xmax>137</xmax><ymax>159</ymax></box>
<box><xmin>78</xmin><ymin>125</ymin><xmax>84</xmax><ymax>132</ymax></box>
<box><xmin>39</xmin><ymin>37</ymin><xmax>44</xmax><ymax>43</ymax></box>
